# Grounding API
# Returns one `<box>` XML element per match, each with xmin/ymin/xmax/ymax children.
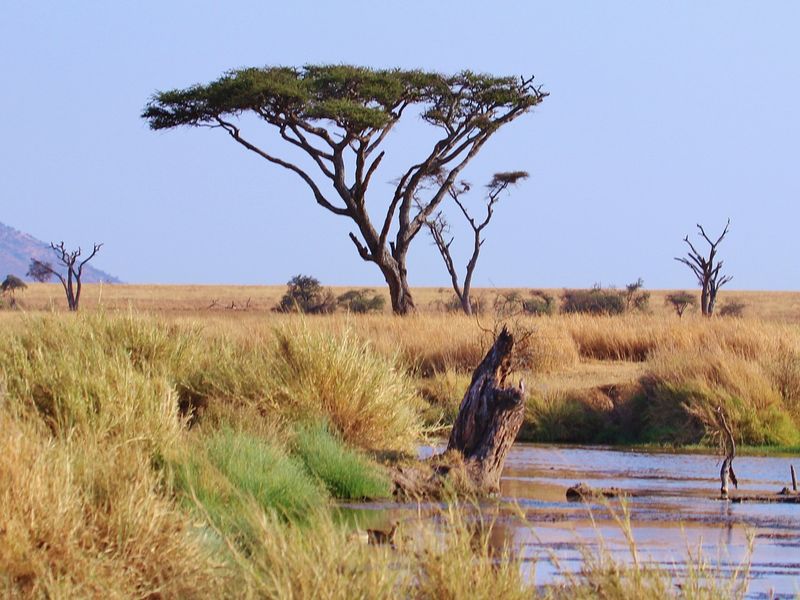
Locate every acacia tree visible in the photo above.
<box><xmin>142</xmin><ymin>65</ymin><xmax>546</xmax><ymax>314</ymax></box>
<box><xmin>674</xmin><ymin>220</ymin><xmax>732</xmax><ymax>316</ymax></box>
<box><xmin>29</xmin><ymin>242</ymin><xmax>103</xmax><ymax>311</ymax></box>
<box><xmin>275</xmin><ymin>274</ymin><xmax>336</xmax><ymax>314</ymax></box>
<box><xmin>1</xmin><ymin>275</ymin><xmax>27</xmax><ymax>308</ymax></box>
<box><xmin>665</xmin><ymin>291</ymin><xmax>696</xmax><ymax>318</ymax></box>
<box><xmin>27</xmin><ymin>259</ymin><xmax>54</xmax><ymax>282</ymax></box>
<box><xmin>425</xmin><ymin>170</ymin><xmax>528</xmax><ymax>315</ymax></box>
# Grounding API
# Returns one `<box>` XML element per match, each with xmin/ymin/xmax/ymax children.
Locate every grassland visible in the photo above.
<box><xmin>0</xmin><ymin>285</ymin><xmax>797</xmax><ymax>596</ymax></box>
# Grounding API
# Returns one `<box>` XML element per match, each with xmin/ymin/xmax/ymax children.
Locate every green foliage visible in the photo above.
<box><xmin>522</xmin><ymin>290</ymin><xmax>556</xmax><ymax>316</ymax></box>
<box><xmin>562</xmin><ymin>287</ymin><xmax>626</xmax><ymax>315</ymax></box>
<box><xmin>336</xmin><ymin>289</ymin><xmax>385</xmax><ymax>313</ymax></box>
<box><xmin>521</xmin><ymin>391</ymin><xmax>616</xmax><ymax>444</ymax></box>
<box><xmin>624</xmin><ymin>278</ymin><xmax>650</xmax><ymax>312</ymax></box>
<box><xmin>719</xmin><ymin>300</ymin><xmax>746</xmax><ymax>318</ymax></box>
<box><xmin>143</xmin><ymin>65</ymin><xmax>545</xmax><ymax>134</ymax></box>
<box><xmin>665</xmin><ymin>291</ymin><xmax>697</xmax><ymax>317</ymax></box>
<box><xmin>292</xmin><ymin>422</ymin><xmax>390</xmax><ymax>500</ymax></box>
<box><xmin>276</xmin><ymin>274</ymin><xmax>336</xmax><ymax>314</ymax></box>
<box><xmin>1</xmin><ymin>274</ymin><xmax>26</xmax><ymax>294</ymax></box>
<box><xmin>171</xmin><ymin>429</ymin><xmax>325</xmax><ymax>545</ymax></box>
<box><xmin>27</xmin><ymin>258</ymin><xmax>54</xmax><ymax>282</ymax></box>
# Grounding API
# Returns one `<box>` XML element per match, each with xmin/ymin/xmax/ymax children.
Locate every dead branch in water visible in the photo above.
<box><xmin>717</xmin><ymin>406</ymin><xmax>738</xmax><ymax>499</ymax></box>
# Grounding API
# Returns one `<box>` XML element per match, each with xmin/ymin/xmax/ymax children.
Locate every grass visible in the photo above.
<box><xmin>0</xmin><ymin>305</ymin><xmax>787</xmax><ymax>596</ymax></box>
<box><xmin>292</xmin><ymin>422</ymin><xmax>391</xmax><ymax>500</ymax></box>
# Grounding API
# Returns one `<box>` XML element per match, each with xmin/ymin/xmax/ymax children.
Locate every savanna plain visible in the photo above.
<box><xmin>2</xmin><ymin>283</ymin><xmax>800</xmax><ymax>598</ymax></box>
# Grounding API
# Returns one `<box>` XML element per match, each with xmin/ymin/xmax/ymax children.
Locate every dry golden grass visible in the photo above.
<box><xmin>0</xmin><ymin>304</ymin><xmax>779</xmax><ymax>597</ymax></box>
<box><xmin>11</xmin><ymin>283</ymin><xmax>800</xmax><ymax>321</ymax></box>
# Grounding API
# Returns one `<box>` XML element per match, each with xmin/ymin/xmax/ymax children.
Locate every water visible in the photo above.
<box><xmin>346</xmin><ymin>444</ymin><xmax>800</xmax><ymax>598</ymax></box>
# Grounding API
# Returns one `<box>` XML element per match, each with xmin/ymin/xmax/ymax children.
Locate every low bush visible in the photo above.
<box><xmin>275</xmin><ymin>274</ymin><xmax>336</xmax><ymax>314</ymax></box>
<box><xmin>337</xmin><ymin>289</ymin><xmax>385</xmax><ymax>313</ymax></box>
<box><xmin>665</xmin><ymin>291</ymin><xmax>696</xmax><ymax>318</ymax></box>
<box><xmin>562</xmin><ymin>287</ymin><xmax>626</xmax><ymax>315</ymax></box>
<box><xmin>522</xmin><ymin>290</ymin><xmax>556</xmax><ymax>316</ymax></box>
<box><xmin>718</xmin><ymin>299</ymin><xmax>746</xmax><ymax>318</ymax></box>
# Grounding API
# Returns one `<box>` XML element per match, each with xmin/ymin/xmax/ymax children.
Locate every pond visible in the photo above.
<box><xmin>344</xmin><ymin>444</ymin><xmax>800</xmax><ymax>599</ymax></box>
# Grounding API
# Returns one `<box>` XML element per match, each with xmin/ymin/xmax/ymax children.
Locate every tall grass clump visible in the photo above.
<box><xmin>292</xmin><ymin>422</ymin><xmax>391</xmax><ymax>499</ymax></box>
<box><xmin>641</xmin><ymin>343</ymin><xmax>800</xmax><ymax>446</ymax></box>
<box><xmin>265</xmin><ymin>322</ymin><xmax>423</xmax><ymax>453</ymax></box>
<box><xmin>0</xmin><ymin>413</ymin><xmax>231</xmax><ymax>598</ymax></box>
<box><xmin>0</xmin><ymin>313</ymin><xmax>188</xmax><ymax>455</ymax></box>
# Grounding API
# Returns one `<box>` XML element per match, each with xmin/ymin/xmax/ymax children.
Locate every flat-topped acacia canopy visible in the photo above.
<box><xmin>143</xmin><ymin>65</ymin><xmax>546</xmax><ymax>314</ymax></box>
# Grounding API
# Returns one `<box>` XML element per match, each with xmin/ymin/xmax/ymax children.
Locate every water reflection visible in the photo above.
<box><xmin>343</xmin><ymin>444</ymin><xmax>800</xmax><ymax>597</ymax></box>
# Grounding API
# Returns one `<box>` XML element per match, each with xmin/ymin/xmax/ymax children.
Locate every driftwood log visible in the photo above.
<box><xmin>393</xmin><ymin>327</ymin><xmax>526</xmax><ymax>497</ymax></box>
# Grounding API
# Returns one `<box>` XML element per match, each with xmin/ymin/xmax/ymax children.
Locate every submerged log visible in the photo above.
<box><xmin>392</xmin><ymin>327</ymin><xmax>526</xmax><ymax>497</ymax></box>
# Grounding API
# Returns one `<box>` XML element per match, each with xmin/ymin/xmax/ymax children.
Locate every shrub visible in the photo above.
<box><xmin>337</xmin><ymin>289</ymin><xmax>385</xmax><ymax>313</ymax></box>
<box><xmin>561</xmin><ymin>287</ymin><xmax>625</xmax><ymax>315</ymax></box>
<box><xmin>624</xmin><ymin>278</ymin><xmax>650</xmax><ymax>312</ymax></box>
<box><xmin>522</xmin><ymin>290</ymin><xmax>556</xmax><ymax>316</ymax></box>
<box><xmin>493</xmin><ymin>291</ymin><xmax>524</xmax><ymax>316</ymax></box>
<box><xmin>665</xmin><ymin>291</ymin><xmax>697</xmax><ymax>318</ymax></box>
<box><xmin>275</xmin><ymin>274</ymin><xmax>336</xmax><ymax>314</ymax></box>
<box><xmin>719</xmin><ymin>300</ymin><xmax>746</xmax><ymax>318</ymax></box>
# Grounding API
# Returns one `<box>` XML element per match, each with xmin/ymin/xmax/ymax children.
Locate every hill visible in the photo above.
<box><xmin>0</xmin><ymin>222</ymin><xmax>120</xmax><ymax>283</ymax></box>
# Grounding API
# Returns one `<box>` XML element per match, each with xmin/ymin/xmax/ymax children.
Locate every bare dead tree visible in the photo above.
<box><xmin>425</xmin><ymin>171</ymin><xmax>529</xmax><ymax>315</ymax></box>
<box><xmin>675</xmin><ymin>220</ymin><xmax>732</xmax><ymax>316</ymax></box>
<box><xmin>29</xmin><ymin>242</ymin><xmax>103</xmax><ymax>311</ymax></box>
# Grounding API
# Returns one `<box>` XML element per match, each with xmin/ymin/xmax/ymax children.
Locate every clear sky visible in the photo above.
<box><xmin>2</xmin><ymin>1</ymin><xmax>798</xmax><ymax>289</ymax></box>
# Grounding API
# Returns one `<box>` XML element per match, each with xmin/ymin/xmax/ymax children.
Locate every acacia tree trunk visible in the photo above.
<box><xmin>378</xmin><ymin>256</ymin><xmax>415</xmax><ymax>315</ymax></box>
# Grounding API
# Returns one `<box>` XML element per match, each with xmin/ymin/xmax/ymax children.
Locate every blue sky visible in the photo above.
<box><xmin>2</xmin><ymin>1</ymin><xmax>798</xmax><ymax>289</ymax></box>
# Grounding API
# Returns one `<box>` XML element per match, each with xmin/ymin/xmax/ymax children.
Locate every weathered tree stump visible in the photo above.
<box><xmin>393</xmin><ymin>327</ymin><xmax>526</xmax><ymax>497</ymax></box>
<box><xmin>446</xmin><ymin>327</ymin><xmax>526</xmax><ymax>492</ymax></box>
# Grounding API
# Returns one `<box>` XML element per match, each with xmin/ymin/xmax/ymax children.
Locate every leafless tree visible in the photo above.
<box><xmin>425</xmin><ymin>171</ymin><xmax>529</xmax><ymax>315</ymax></box>
<box><xmin>29</xmin><ymin>242</ymin><xmax>103</xmax><ymax>311</ymax></box>
<box><xmin>675</xmin><ymin>220</ymin><xmax>732</xmax><ymax>316</ymax></box>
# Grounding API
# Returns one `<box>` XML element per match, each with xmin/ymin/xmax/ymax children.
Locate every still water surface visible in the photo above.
<box><xmin>345</xmin><ymin>444</ymin><xmax>800</xmax><ymax>598</ymax></box>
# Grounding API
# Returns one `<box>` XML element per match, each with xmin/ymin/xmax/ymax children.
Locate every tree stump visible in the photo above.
<box><xmin>393</xmin><ymin>327</ymin><xmax>526</xmax><ymax>497</ymax></box>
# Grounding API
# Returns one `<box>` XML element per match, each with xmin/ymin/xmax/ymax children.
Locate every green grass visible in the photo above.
<box><xmin>293</xmin><ymin>422</ymin><xmax>391</xmax><ymax>500</ymax></box>
<box><xmin>187</xmin><ymin>429</ymin><xmax>324</xmax><ymax>520</ymax></box>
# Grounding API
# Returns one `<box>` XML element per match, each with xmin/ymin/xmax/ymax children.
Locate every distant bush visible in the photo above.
<box><xmin>493</xmin><ymin>292</ymin><xmax>525</xmax><ymax>317</ymax></box>
<box><xmin>336</xmin><ymin>289</ymin><xmax>385</xmax><ymax>314</ymax></box>
<box><xmin>561</xmin><ymin>287</ymin><xmax>625</xmax><ymax>315</ymax></box>
<box><xmin>718</xmin><ymin>300</ymin><xmax>746</xmax><ymax>318</ymax></box>
<box><xmin>522</xmin><ymin>290</ymin><xmax>556</xmax><ymax>316</ymax></box>
<box><xmin>430</xmin><ymin>294</ymin><xmax>485</xmax><ymax>314</ymax></box>
<box><xmin>275</xmin><ymin>275</ymin><xmax>336</xmax><ymax>314</ymax></box>
<box><xmin>624</xmin><ymin>278</ymin><xmax>650</xmax><ymax>312</ymax></box>
<box><xmin>1</xmin><ymin>275</ymin><xmax>26</xmax><ymax>309</ymax></box>
<box><xmin>665</xmin><ymin>292</ymin><xmax>696</xmax><ymax>318</ymax></box>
